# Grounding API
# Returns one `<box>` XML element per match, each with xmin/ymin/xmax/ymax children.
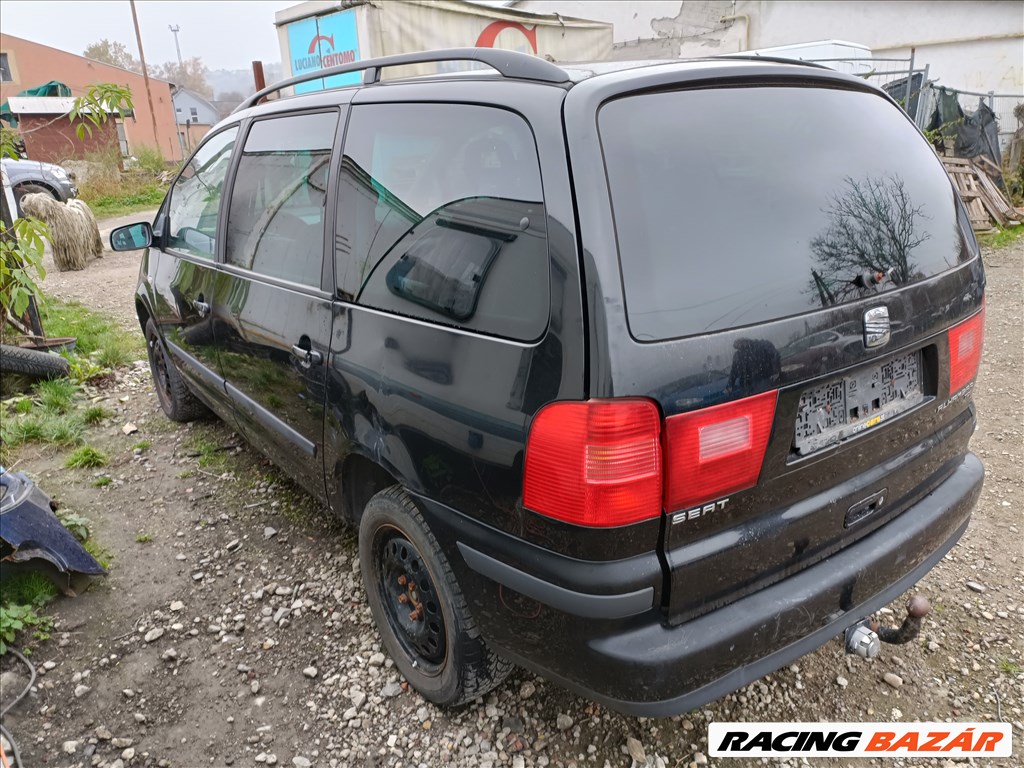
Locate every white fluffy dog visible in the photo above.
<box><xmin>19</xmin><ymin>193</ymin><xmax>104</xmax><ymax>271</ymax></box>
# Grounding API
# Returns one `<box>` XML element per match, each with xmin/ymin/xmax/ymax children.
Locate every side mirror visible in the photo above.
<box><xmin>109</xmin><ymin>222</ymin><xmax>153</xmax><ymax>252</ymax></box>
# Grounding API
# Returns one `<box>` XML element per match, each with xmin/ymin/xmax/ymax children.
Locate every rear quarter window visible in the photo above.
<box><xmin>598</xmin><ymin>86</ymin><xmax>970</xmax><ymax>342</ymax></box>
<box><xmin>336</xmin><ymin>103</ymin><xmax>549</xmax><ymax>341</ymax></box>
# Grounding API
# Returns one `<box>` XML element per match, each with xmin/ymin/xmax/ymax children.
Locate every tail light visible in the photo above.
<box><xmin>662</xmin><ymin>390</ymin><xmax>777</xmax><ymax>512</ymax></box>
<box><xmin>948</xmin><ymin>308</ymin><xmax>984</xmax><ymax>395</ymax></box>
<box><xmin>523</xmin><ymin>399</ymin><xmax>662</xmax><ymax>527</ymax></box>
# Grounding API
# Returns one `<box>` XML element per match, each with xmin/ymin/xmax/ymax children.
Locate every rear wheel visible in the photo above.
<box><xmin>359</xmin><ymin>486</ymin><xmax>512</xmax><ymax>706</ymax></box>
<box><xmin>144</xmin><ymin>319</ymin><xmax>208</xmax><ymax>422</ymax></box>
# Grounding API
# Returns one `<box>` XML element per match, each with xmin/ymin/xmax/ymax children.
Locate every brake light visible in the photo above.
<box><xmin>662</xmin><ymin>390</ymin><xmax>777</xmax><ymax>512</ymax></box>
<box><xmin>948</xmin><ymin>308</ymin><xmax>984</xmax><ymax>395</ymax></box>
<box><xmin>523</xmin><ymin>399</ymin><xmax>662</xmax><ymax>527</ymax></box>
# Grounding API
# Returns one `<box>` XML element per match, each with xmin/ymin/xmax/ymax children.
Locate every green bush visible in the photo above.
<box><xmin>133</xmin><ymin>145</ymin><xmax>167</xmax><ymax>175</ymax></box>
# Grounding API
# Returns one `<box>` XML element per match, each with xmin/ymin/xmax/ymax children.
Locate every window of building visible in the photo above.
<box><xmin>225</xmin><ymin>111</ymin><xmax>338</xmax><ymax>287</ymax></box>
<box><xmin>166</xmin><ymin>126</ymin><xmax>238</xmax><ymax>258</ymax></box>
<box><xmin>336</xmin><ymin>103</ymin><xmax>549</xmax><ymax>341</ymax></box>
<box><xmin>190</xmin><ymin>106</ymin><xmax>198</xmax><ymax>118</ymax></box>
<box><xmin>0</xmin><ymin>53</ymin><xmax>12</xmax><ymax>82</ymax></box>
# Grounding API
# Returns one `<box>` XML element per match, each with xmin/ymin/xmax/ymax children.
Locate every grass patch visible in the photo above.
<box><xmin>44</xmin><ymin>415</ymin><xmax>86</xmax><ymax>446</ymax></box>
<box><xmin>188</xmin><ymin>433</ymin><xmax>227</xmax><ymax>468</ymax></box>
<box><xmin>0</xmin><ymin>571</ymin><xmax>59</xmax><ymax>608</ymax></box>
<box><xmin>85</xmin><ymin>183</ymin><xmax>166</xmax><ymax>218</ymax></box>
<box><xmin>977</xmin><ymin>225</ymin><xmax>1024</xmax><ymax>251</ymax></box>
<box><xmin>92</xmin><ymin>475</ymin><xmax>112</xmax><ymax>488</ymax></box>
<box><xmin>5</xmin><ymin>416</ymin><xmax>46</xmax><ymax>444</ymax></box>
<box><xmin>65</xmin><ymin>445</ymin><xmax>108</xmax><ymax>469</ymax></box>
<box><xmin>41</xmin><ymin>299</ymin><xmax>145</xmax><ymax>364</ymax></box>
<box><xmin>36</xmin><ymin>378</ymin><xmax>78</xmax><ymax>413</ymax></box>
<box><xmin>14</xmin><ymin>398</ymin><xmax>33</xmax><ymax>415</ymax></box>
<box><xmin>135</xmin><ymin>532</ymin><xmax>153</xmax><ymax>543</ymax></box>
<box><xmin>83</xmin><ymin>405</ymin><xmax>110</xmax><ymax>424</ymax></box>
<box><xmin>132</xmin><ymin>440</ymin><xmax>152</xmax><ymax>452</ymax></box>
<box><xmin>999</xmin><ymin>659</ymin><xmax>1022</xmax><ymax>675</ymax></box>
<box><xmin>83</xmin><ymin>538</ymin><xmax>112</xmax><ymax>570</ymax></box>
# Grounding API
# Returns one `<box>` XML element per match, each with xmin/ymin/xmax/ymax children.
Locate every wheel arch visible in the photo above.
<box><xmin>336</xmin><ymin>452</ymin><xmax>400</xmax><ymax>526</ymax></box>
<box><xmin>14</xmin><ymin>180</ymin><xmax>61</xmax><ymax>200</ymax></box>
<box><xmin>135</xmin><ymin>296</ymin><xmax>152</xmax><ymax>337</ymax></box>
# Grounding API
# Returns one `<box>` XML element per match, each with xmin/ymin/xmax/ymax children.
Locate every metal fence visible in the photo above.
<box><xmin>806</xmin><ymin>55</ymin><xmax>931</xmax><ymax>123</ymax></box>
<box><xmin>805</xmin><ymin>52</ymin><xmax>1023</xmax><ymax>154</ymax></box>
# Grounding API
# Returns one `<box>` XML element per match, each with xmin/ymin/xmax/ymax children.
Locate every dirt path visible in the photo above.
<box><xmin>2</xmin><ymin>231</ymin><xmax>1021</xmax><ymax>768</ymax></box>
<box><xmin>38</xmin><ymin>210</ymin><xmax>158</xmax><ymax>331</ymax></box>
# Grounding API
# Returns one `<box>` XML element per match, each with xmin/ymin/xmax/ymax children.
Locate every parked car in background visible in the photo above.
<box><xmin>114</xmin><ymin>49</ymin><xmax>985</xmax><ymax>716</ymax></box>
<box><xmin>1</xmin><ymin>157</ymin><xmax>78</xmax><ymax>213</ymax></box>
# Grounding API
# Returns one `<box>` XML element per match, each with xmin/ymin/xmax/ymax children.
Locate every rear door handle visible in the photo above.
<box><xmin>291</xmin><ymin>344</ymin><xmax>323</xmax><ymax>368</ymax></box>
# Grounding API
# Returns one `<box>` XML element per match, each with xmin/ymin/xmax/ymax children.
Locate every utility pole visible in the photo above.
<box><xmin>130</xmin><ymin>0</ymin><xmax>161</xmax><ymax>155</ymax></box>
<box><xmin>169</xmin><ymin>25</ymin><xmax>183</xmax><ymax>67</ymax></box>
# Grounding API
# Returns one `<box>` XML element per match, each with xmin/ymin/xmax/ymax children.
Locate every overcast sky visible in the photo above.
<box><xmin>0</xmin><ymin>0</ymin><xmax>295</xmax><ymax>70</ymax></box>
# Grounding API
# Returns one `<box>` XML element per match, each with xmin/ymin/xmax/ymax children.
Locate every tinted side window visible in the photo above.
<box><xmin>225</xmin><ymin>112</ymin><xmax>338</xmax><ymax>287</ymax></box>
<box><xmin>167</xmin><ymin>127</ymin><xmax>238</xmax><ymax>258</ymax></box>
<box><xmin>337</xmin><ymin>103</ymin><xmax>549</xmax><ymax>341</ymax></box>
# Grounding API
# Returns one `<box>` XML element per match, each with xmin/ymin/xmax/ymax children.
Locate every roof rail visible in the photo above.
<box><xmin>235</xmin><ymin>48</ymin><xmax>570</xmax><ymax>113</ymax></box>
<box><xmin>713</xmin><ymin>53</ymin><xmax>831</xmax><ymax>70</ymax></box>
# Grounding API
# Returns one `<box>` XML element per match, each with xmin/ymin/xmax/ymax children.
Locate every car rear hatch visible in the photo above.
<box><xmin>563</xmin><ymin>65</ymin><xmax>985</xmax><ymax>623</ymax></box>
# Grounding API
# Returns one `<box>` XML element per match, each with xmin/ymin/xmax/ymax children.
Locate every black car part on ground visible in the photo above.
<box><xmin>0</xmin><ymin>468</ymin><xmax>107</xmax><ymax>593</ymax></box>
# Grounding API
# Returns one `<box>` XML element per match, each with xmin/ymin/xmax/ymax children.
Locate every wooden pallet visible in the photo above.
<box><xmin>941</xmin><ymin>156</ymin><xmax>1021</xmax><ymax>231</ymax></box>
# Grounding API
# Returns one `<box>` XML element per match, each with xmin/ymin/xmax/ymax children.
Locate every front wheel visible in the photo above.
<box><xmin>359</xmin><ymin>486</ymin><xmax>512</xmax><ymax>706</ymax></box>
<box><xmin>145</xmin><ymin>319</ymin><xmax>208</xmax><ymax>422</ymax></box>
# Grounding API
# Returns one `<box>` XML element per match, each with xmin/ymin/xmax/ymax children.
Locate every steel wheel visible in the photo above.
<box><xmin>372</xmin><ymin>526</ymin><xmax>448</xmax><ymax>673</ymax></box>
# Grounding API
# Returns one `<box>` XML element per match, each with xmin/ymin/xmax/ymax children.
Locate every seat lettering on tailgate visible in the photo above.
<box><xmin>672</xmin><ymin>498</ymin><xmax>729</xmax><ymax>525</ymax></box>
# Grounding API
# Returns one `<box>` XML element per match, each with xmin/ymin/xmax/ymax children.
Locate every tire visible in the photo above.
<box><xmin>14</xmin><ymin>183</ymin><xmax>58</xmax><ymax>215</ymax></box>
<box><xmin>359</xmin><ymin>486</ymin><xmax>513</xmax><ymax>707</ymax></box>
<box><xmin>144</xmin><ymin>319</ymin><xmax>209</xmax><ymax>422</ymax></box>
<box><xmin>0</xmin><ymin>344</ymin><xmax>70</xmax><ymax>379</ymax></box>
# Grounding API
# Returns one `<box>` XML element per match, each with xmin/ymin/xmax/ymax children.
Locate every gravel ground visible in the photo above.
<box><xmin>1</xmin><ymin>230</ymin><xmax>1021</xmax><ymax>768</ymax></box>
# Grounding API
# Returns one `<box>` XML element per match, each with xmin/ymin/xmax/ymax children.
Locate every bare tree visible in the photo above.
<box><xmin>83</xmin><ymin>39</ymin><xmax>140</xmax><ymax>72</ymax></box>
<box><xmin>151</xmin><ymin>57</ymin><xmax>214</xmax><ymax>98</ymax></box>
<box><xmin>808</xmin><ymin>174</ymin><xmax>930</xmax><ymax>306</ymax></box>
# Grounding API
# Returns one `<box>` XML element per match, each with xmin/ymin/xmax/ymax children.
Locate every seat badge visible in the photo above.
<box><xmin>863</xmin><ymin>306</ymin><xmax>891</xmax><ymax>348</ymax></box>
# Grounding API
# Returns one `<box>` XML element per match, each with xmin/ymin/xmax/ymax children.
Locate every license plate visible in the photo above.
<box><xmin>794</xmin><ymin>351</ymin><xmax>923</xmax><ymax>455</ymax></box>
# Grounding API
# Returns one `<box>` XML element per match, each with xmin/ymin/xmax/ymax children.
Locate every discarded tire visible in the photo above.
<box><xmin>0</xmin><ymin>344</ymin><xmax>70</xmax><ymax>379</ymax></box>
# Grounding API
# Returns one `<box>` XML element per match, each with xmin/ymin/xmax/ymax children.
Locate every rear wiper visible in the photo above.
<box><xmin>851</xmin><ymin>267</ymin><xmax>897</xmax><ymax>289</ymax></box>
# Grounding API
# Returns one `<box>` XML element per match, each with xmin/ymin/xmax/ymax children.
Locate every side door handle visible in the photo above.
<box><xmin>291</xmin><ymin>344</ymin><xmax>323</xmax><ymax>368</ymax></box>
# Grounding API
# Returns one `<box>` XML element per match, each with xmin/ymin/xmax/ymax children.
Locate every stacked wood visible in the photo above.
<box><xmin>941</xmin><ymin>156</ymin><xmax>1022</xmax><ymax>231</ymax></box>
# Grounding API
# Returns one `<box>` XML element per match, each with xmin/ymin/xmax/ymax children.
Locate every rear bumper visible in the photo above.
<box><xmin>414</xmin><ymin>452</ymin><xmax>983</xmax><ymax>717</ymax></box>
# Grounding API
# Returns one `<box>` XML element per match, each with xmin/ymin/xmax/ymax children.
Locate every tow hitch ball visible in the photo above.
<box><xmin>844</xmin><ymin>595</ymin><xmax>931</xmax><ymax>659</ymax></box>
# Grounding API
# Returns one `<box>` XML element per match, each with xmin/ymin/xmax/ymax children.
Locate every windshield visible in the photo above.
<box><xmin>598</xmin><ymin>86</ymin><xmax>968</xmax><ymax>341</ymax></box>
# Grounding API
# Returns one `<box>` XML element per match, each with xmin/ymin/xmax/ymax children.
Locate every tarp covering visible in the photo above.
<box><xmin>955</xmin><ymin>101</ymin><xmax>1003</xmax><ymax>172</ymax></box>
<box><xmin>0</xmin><ymin>81</ymin><xmax>73</xmax><ymax>127</ymax></box>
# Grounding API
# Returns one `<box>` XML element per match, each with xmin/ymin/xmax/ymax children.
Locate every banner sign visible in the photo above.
<box><xmin>286</xmin><ymin>9</ymin><xmax>360</xmax><ymax>94</ymax></box>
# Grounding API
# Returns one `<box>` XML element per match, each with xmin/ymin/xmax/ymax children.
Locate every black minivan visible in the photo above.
<box><xmin>116</xmin><ymin>49</ymin><xmax>985</xmax><ymax>716</ymax></box>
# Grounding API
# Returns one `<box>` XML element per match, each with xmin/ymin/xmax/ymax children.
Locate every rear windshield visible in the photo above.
<box><xmin>599</xmin><ymin>86</ymin><xmax>968</xmax><ymax>341</ymax></box>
